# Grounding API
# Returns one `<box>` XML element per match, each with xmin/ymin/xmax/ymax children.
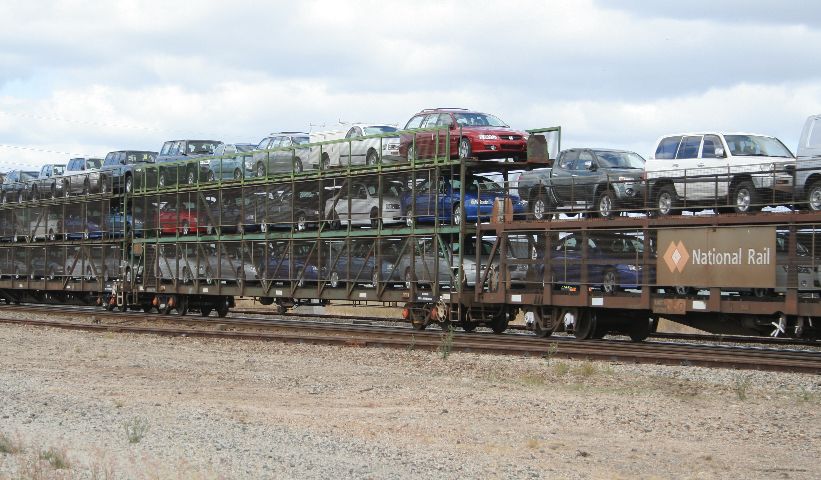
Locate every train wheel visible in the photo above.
<box><xmin>201</xmin><ymin>307</ymin><xmax>212</xmax><ymax>317</ymax></box>
<box><xmin>216</xmin><ymin>302</ymin><xmax>229</xmax><ymax>318</ymax></box>
<box><xmin>628</xmin><ymin>318</ymin><xmax>652</xmax><ymax>342</ymax></box>
<box><xmin>490</xmin><ymin>308</ymin><xmax>509</xmax><ymax>334</ymax></box>
<box><xmin>574</xmin><ymin>310</ymin><xmax>597</xmax><ymax>340</ymax></box>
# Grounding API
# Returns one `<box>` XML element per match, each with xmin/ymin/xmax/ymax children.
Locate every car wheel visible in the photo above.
<box><xmin>452</xmin><ymin>203</ymin><xmax>463</xmax><ymax>226</ymax></box>
<box><xmin>158</xmin><ymin>174</ymin><xmax>166</xmax><ymax>189</ymax></box>
<box><xmin>181</xmin><ymin>221</ymin><xmax>190</xmax><ymax>236</ymax></box>
<box><xmin>82</xmin><ymin>180</ymin><xmax>89</xmax><ymax>195</ymax></box>
<box><xmin>602</xmin><ymin>268</ymin><xmax>619</xmax><ymax>294</ymax></box>
<box><xmin>233</xmin><ymin>168</ymin><xmax>243</xmax><ymax>180</ymax></box>
<box><xmin>205</xmin><ymin>267</ymin><xmax>214</xmax><ymax>285</ymax></box>
<box><xmin>85</xmin><ymin>265</ymin><xmax>94</xmax><ymax>281</ymax></box>
<box><xmin>372</xmin><ymin>270</ymin><xmax>378</xmax><ymax>287</ymax></box>
<box><xmin>370</xmin><ymin>208</ymin><xmax>381</xmax><ymax>229</ymax></box>
<box><xmin>256</xmin><ymin>162</ymin><xmax>266</xmax><ymax>178</ymax></box>
<box><xmin>404</xmin><ymin>268</ymin><xmax>416</xmax><ymax>289</ymax></box>
<box><xmin>100</xmin><ymin>178</ymin><xmax>108</xmax><ymax>194</ymax></box>
<box><xmin>405</xmin><ymin>209</ymin><xmax>414</xmax><ymax>228</ymax></box>
<box><xmin>187</xmin><ymin>169</ymin><xmax>196</xmax><ymax>185</ymax></box>
<box><xmin>407</xmin><ymin>145</ymin><xmax>416</xmax><ymax>161</ymax></box>
<box><xmin>597</xmin><ymin>189</ymin><xmax>616</xmax><ymax>219</ymax></box>
<box><xmin>330</xmin><ymin>271</ymin><xmax>339</xmax><ymax>288</ymax></box>
<box><xmin>49</xmin><ymin>184</ymin><xmax>56</xmax><ymax>198</ymax></box>
<box><xmin>47</xmin><ymin>229</ymin><xmax>55</xmax><ymax>241</ymax></box>
<box><xmin>366</xmin><ymin>149</ymin><xmax>379</xmax><ymax>165</ymax></box>
<box><xmin>732</xmin><ymin>180</ymin><xmax>760</xmax><ymax>213</ymax></box>
<box><xmin>260</xmin><ymin>222</ymin><xmax>268</xmax><ymax>233</ymax></box>
<box><xmin>31</xmin><ymin>187</ymin><xmax>37</xmax><ymax>200</ymax></box>
<box><xmin>125</xmin><ymin>175</ymin><xmax>133</xmax><ymax>194</ymax></box>
<box><xmin>328</xmin><ymin>211</ymin><xmax>341</xmax><ymax>230</ymax></box>
<box><xmin>321</xmin><ymin>153</ymin><xmax>331</xmax><ymax>171</ymax></box>
<box><xmin>294</xmin><ymin>158</ymin><xmax>303</xmax><ymax>173</ymax></box>
<box><xmin>181</xmin><ymin>267</ymin><xmax>192</xmax><ymax>284</ymax></box>
<box><xmin>807</xmin><ymin>181</ymin><xmax>821</xmax><ymax>211</ymax></box>
<box><xmin>458</xmin><ymin>137</ymin><xmax>472</xmax><ymax>159</ymax></box>
<box><xmin>207</xmin><ymin>170</ymin><xmax>216</xmax><ymax>183</ymax></box>
<box><xmin>17</xmin><ymin>191</ymin><xmax>24</xmax><ymax>203</ymax></box>
<box><xmin>655</xmin><ymin>185</ymin><xmax>679</xmax><ymax>216</ymax></box>
<box><xmin>63</xmin><ymin>181</ymin><xmax>70</xmax><ymax>197</ymax></box>
<box><xmin>295</xmin><ymin>213</ymin><xmax>307</xmax><ymax>232</ymax></box>
<box><xmin>531</xmin><ymin>192</ymin><xmax>550</xmax><ymax>220</ymax></box>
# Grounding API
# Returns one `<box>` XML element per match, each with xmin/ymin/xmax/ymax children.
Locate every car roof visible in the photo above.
<box><xmin>564</xmin><ymin>148</ymin><xmax>639</xmax><ymax>154</ymax></box>
<box><xmin>657</xmin><ymin>132</ymin><xmax>778</xmax><ymax>139</ymax></box>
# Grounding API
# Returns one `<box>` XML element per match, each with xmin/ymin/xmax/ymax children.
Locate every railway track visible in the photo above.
<box><xmin>232</xmin><ymin>307</ymin><xmax>821</xmax><ymax>347</ymax></box>
<box><xmin>1</xmin><ymin>304</ymin><xmax>820</xmax><ymax>374</ymax></box>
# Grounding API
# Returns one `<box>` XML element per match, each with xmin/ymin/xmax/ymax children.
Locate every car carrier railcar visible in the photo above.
<box><xmin>0</xmin><ymin>125</ymin><xmax>819</xmax><ymax>340</ymax></box>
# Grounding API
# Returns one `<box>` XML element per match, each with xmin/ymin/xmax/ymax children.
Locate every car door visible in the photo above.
<box><xmin>549</xmin><ymin>150</ymin><xmax>578</xmax><ymax>204</ymax></box>
<box><xmin>416</xmin><ymin>114</ymin><xmax>440</xmax><ymax>159</ymax></box>
<box><xmin>347</xmin><ymin>183</ymin><xmax>371</xmax><ymax>224</ymax></box>
<box><xmin>342</xmin><ymin>127</ymin><xmax>362</xmax><ymax>166</ymax></box>
<box><xmin>158</xmin><ymin>203</ymin><xmax>177</xmax><ymax>234</ymax></box>
<box><xmin>433</xmin><ymin>113</ymin><xmax>456</xmax><ymax>159</ymax></box>
<box><xmin>671</xmin><ymin>135</ymin><xmax>704</xmax><ymax>200</ymax></box>
<box><xmin>697</xmin><ymin>134</ymin><xmax>730</xmax><ymax>200</ymax></box>
<box><xmin>574</xmin><ymin>150</ymin><xmax>600</xmax><ymax>207</ymax></box>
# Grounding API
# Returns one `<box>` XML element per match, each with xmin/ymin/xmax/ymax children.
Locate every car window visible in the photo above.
<box><xmin>363</xmin><ymin>126</ymin><xmax>397</xmax><ymax>135</ymax></box>
<box><xmin>420</xmin><ymin>114</ymin><xmax>439</xmax><ymax>128</ymax></box>
<box><xmin>280</xmin><ymin>137</ymin><xmax>293</xmax><ymax>148</ymax></box>
<box><xmin>452</xmin><ymin>113</ymin><xmax>507</xmax><ymax>127</ymax></box>
<box><xmin>405</xmin><ymin>115</ymin><xmax>425</xmax><ymax>129</ymax></box>
<box><xmin>53</xmin><ymin>166</ymin><xmax>65</xmax><ymax>175</ymax></box>
<box><xmin>435</xmin><ymin>114</ymin><xmax>453</xmax><ymax>127</ymax></box>
<box><xmin>257</xmin><ymin>137</ymin><xmax>272</xmax><ymax>149</ymax></box>
<box><xmin>808</xmin><ymin>118</ymin><xmax>821</xmax><ymax>149</ymax></box>
<box><xmin>676</xmin><ymin>136</ymin><xmax>702</xmax><ymax>159</ymax></box>
<box><xmin>225</xmin><ymin>145</ymin><xmax>236</xmax><ymax>155</ymax></box>
<box><xmin>87</xmin><ymin>158</ymin><xmax>101</xmax><ymax>169</ymax></box>
<box><xmin>345</xmin><ymin>128</ymin><xmax>358</xmax><ymax>139</ymax></box>
<box><xmin>160</xmin><ymin>142</ymin><xmax>173</xmax><ymax>155</ymax></box>
<box><xmin>577</xmin><ymin>151</ymin><xmax>595</xmax><ymax>170</ymax></box>
<box><xmin>558</xmin><ymin>150</ymin><xmax>577</xmax><ymax>169</ymax></box>
<box><xmin>655</xmin><ymin>136</ymin><xmax>681</xmax><ymax>159</ymax></box>
<box><xmin>701</xmin><ymin>135</ymin><xmax>722</xmax><ymax>158</ymax></box>
<box><xmin>724</xmin><ymin>135</ymin><xmax>794</xmax><ymax>158</ymax></box>
<box><xmin>104</xmin><ymin>153</ymin><xmax>116</xmax><ymax>166</ymax></box>
<box><xmin>593</xmin><ymin>150</ymin><xmax>645</xmax><ymax>169</ymax></box>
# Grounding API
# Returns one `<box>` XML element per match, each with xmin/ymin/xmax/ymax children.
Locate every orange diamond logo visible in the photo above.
<box><xmin>663</xmin><ymin>241</ymin><xmax>689</xmax><ymax>273</ymax></box>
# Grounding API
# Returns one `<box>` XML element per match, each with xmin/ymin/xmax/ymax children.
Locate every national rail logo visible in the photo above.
<box><xmin>663</xmin><ymin>241</ymin><xmax>689</xmax><ymax>273</ymax></box>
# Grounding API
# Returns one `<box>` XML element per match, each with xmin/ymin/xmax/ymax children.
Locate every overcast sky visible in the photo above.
<box><xmin>1</xmin><ymin>0</ymin><xmax>820</xmax><ymax>171</ymax></box>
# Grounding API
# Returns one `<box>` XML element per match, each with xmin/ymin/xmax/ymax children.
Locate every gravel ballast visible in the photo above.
<box><xmin>0</xmin><ymin>323</ymin><xmax>819</xmax><ymax>479</ymax></box>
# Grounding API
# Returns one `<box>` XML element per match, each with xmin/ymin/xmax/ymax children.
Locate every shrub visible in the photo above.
<box><xmin>124</xmin><ymin>417</ymin><xmax>149</xmax><ymax>444</ymax></box>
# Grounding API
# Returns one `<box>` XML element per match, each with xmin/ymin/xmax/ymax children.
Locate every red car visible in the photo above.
<box><xmin>158</xmin><ymin>200</ymin><xmax>206</xmax><ymax>236</ymax></box>
<box><xmin>399</xmin><ymin>108</ymin><xmax>527</xmax><ymax>161</ymax></box>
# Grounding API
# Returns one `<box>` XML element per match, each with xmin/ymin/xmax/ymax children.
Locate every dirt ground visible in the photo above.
<box><xmin>0</xmin><ymin>322</ymin><xmax>819</xmax><ymax>479</ymax></box>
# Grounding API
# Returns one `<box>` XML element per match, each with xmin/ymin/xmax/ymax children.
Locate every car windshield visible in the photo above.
<box><xmin>52</xmin><ymin>166</ymin><xmax>65</xmax><ymax>175</ymax></box>
<box><xmin>87</xmin><ymin>159</ymin><xmax>102</xmax><ymax>169</ymax></box>
<box><xmin>452</xmin><ymin>241</ymin><xmax>495</xmax><ymax>256</ymax></box>
<box><xmin>453</xmin><ymin>112</ymin><xmax>508</xmax><ymax>128</ymax></box>
<box><xmin>293</xmin><ymin>136</ymin><xmax>310</xmax><ymax>145</ymax></box>
<box><xmin>590</xmin><ymin>235</ymin><xmax>644</xmax><ymax>254</ymax></box>
<box><xmin>21</xmin><ymin>171</ymin><xmax>38</xmax><ymax>181</ymax></box>
<box><xmin>724</xmin><ymin>135</ymin><xmax>794</xmax><ymax>158</ymax></box>
<box><xmin>235</xmin><ymin>144</ymin><xmax>256</xmax><ymax>153</ymax></box>
<box><xmin>186</xmin><ymin>141</ymin><xmax>220</xmax><ymax>155</ymax></box>
<box><xmin>593</xmin><ymin>150</ymin><xmax>645</xmax><ymax>169</ymax></box>
<box><xmin>453</xmin><ymin>176</ymin><xmax>504</xmax><ymax>194</ymax></box>
<box><xmin>363</xmin><ymin>126</ymin><xmax>398</xmax><ymax>135</ymax></box>
<box><xmin>368</xmin><ymin>183</ymin><xmax>404</xmax><ymax>197</ymax></box>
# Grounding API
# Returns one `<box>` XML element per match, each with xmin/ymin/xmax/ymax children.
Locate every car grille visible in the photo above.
<box><xmin>501</xmin><ymin>143</ymin><xmax>526</xmax><ymax>150</ymax></box>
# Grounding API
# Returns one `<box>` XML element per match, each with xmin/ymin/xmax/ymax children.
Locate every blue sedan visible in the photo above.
<box><xmin>401</xmin><ymin>174</ymin><xmax>527</xmax><ymax>227</ymax></box>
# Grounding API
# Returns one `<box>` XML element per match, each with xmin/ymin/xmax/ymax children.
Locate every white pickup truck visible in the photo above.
<box><xmin>645</xmin><ymin>132</ymin><xmax>795</xmax><ymax>215</ymax></box>
<box><xmin>793</xmin><ymin>114</ymin><xmax>821</xmax><ymax>210</ymax></box>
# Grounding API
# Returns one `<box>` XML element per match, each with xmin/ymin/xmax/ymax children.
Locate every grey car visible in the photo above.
<box><xmin>251</xmin><ymin>132</ymin><xmax>313</xmax><ymax>176</ymax></box>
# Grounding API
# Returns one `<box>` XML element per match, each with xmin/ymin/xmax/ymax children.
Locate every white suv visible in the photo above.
<box><xmin>646</xmin><ymin>132</ymin><xmax>794</xmax><ymax>215</ymax></box>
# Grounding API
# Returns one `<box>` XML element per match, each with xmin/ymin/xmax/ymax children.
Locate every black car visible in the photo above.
<box><xmin>1</xmin><ymin>170</ymin><xmax>39</xmax><ymax>203</ymax></box>
<box><xmin>155</xmin><ymin>139</ymin><xmax>223</xmax><ymax>187</ymax></box>
<box><xmin>100</xmin><ymin>150</ymin><xmax>158</xmax><ymax>194</ymax></box>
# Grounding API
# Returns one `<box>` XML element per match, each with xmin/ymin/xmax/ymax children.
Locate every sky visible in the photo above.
<box><xmin>1</xmin><ymin>0</ymin><xmax>820</xmax><ymax>171</ymax></box>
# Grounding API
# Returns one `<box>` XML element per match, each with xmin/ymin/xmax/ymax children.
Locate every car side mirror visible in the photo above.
<box><xmin>588</xmin><ymin>162</ymin><xmax>597</xmax><ymax>171</ymax></box>
<box><xmin>714</xmin><ymin>147</ymin><xmax>726</xmax><ymax>158</ymax></box>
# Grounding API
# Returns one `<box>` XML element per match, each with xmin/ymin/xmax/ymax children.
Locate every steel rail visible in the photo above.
<box><xmin>1</xmin><ymin>307</ymin><xmax>819</xmax><ymax>374</ymax></box>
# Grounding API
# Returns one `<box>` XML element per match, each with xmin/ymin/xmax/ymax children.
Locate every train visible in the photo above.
<box><xmin>1</xmin><ymin>124</ymin><xmax>820</xmax><ymax>341</ymax></box>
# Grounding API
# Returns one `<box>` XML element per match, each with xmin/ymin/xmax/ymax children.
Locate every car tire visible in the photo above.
<box><xmin>63</xmin><ymin>181</ymin><xmax>70</xmax><ymax>197</ymax></box>
<box><xmin>321</xmin><ymin>153</ymin><xmax>331</xmax><ymax>171</ymax></box>
<box><xmin>407</xmin><ymin>145</ymin><xmax>416</xmax><ymax>161</ymax></box>
<box><xmin>655</xmin><ymin>184</ymin><xmax>679</xmax><ymax>216</ymax></box>
<box><xmin>370</xmin><ymin>208</ymin><xmax>381</xmax><ymax>229</ymax></box>
<box><xmin>404</xmin><ymin>268</ymin><xmax>417</xmax><ymax>289</ymax></box>
<box><xmin>596</xmin><ymin>189</ymin><xmax>616</xmax><ymax>219</ymax></box>
<box><xmin>732</xmin><ymin>180</ymin><xmax>760</xmax><ymax>214</ymax></box>
<box><xmin>158</xmin><ymin>174</ymin><xmax>166</xmax><ymax>189</ymax></box>
<box><xmin>807</xmin><ymin>181</ymin><xmax>821</xmax><ymax>211</ymax></box>
<box><xmin>531</xmin><ymin>191</ymin><xmax>551</xmax><ymax>220</ymax></box>
<box><xmin>124</xmin><ymin>175</ymin><xmax>133</xmax><ymax>195</ymax></box>
<box><xmin>366</xmin><ymin>149</ymin><xmax>379</xmax><ymax>165</ymax></box>
<box><xmin>452</xmin><ymin>203</ymin><xmax>463</xmax><ymax>226</ymax></box>
<box><xmin>180</xmin><ymin>221</ymin><xmax>190</xmax><ymax>236</ymax></box>
<box><xmin>233</xmin><ymin>168</ymin><xmax>243</xmax><ymax>180</ymax></box>
<box><xmin>602</xmin><ymin>268</ymin><xmax>619</xmax><ymax>294</ymax></box>
<box><xmin>405</xmin><ymin>209</ymin><xmax>415</xmax><ymax>228</ymax></box>
<box><xmin>207</xmin><ymin>170</ymin><xmax>216</xmax><ymax>183</ymax></box>
<box><xmin>458</xmin><ymin>137</ymin><xmax>472</xmax><ymax>159</ymax></box>
<box><xmin>294</xmin><ymin>158</ymin><xmax>303</xmax><ymax>173</ymax></box>
<box><xmin>187</xmin><ymin>169</ymin><xmax>196</xmax><ymax>185</ymax></box>
<box><xmin>256</xmin><ymin>162</ymin><xmax>266</xmax><ymax>178</ymax></box>
<box><xmin>330</xmin><ymin>271</ymin><xmax>339</xmax><ymax>288</ymax></box>
<box><xmin>295</xmin><ymin>213</ymin><xmax>307</xmax><ymax>232</ymax></box>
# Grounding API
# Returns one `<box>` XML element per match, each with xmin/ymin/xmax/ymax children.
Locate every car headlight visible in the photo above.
<box><xmin>759</xmin><ymin>163</ymin><xmax>775</xmax><ymax>172</ymax></box>
<box><xmin>477</xmin><ymin>135</ymin><xmax>498</xmax><ymax>140</ymax></box>
<box><xmin>627</xmin><ymin>265</ymin><xmax>641</xmax><ymax>271</ymax></box>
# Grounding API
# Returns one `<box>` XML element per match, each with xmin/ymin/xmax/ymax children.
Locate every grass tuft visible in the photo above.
<box><xmin>734</xmin><ymin>375</ymin><xmax>752</xmax><ymax>401</ymax></box>
<box><xmin>0</xmin><ymin>432</ymin><xmax>21</xmax><ymax>454</ymax></box>
<box><xmin>438</xmin><ymin>325</ymin><xmax>455</xmax><ymax>360</ymax></box>
<box><xmin>124</xmin><ymin>417</ymin><xmax>150</xmax><ymax>444</ymax></box>
<box><xmin>39</xmin><ymin>447</ymin><xmax>70</xmax><ymax>469</ymax></box>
